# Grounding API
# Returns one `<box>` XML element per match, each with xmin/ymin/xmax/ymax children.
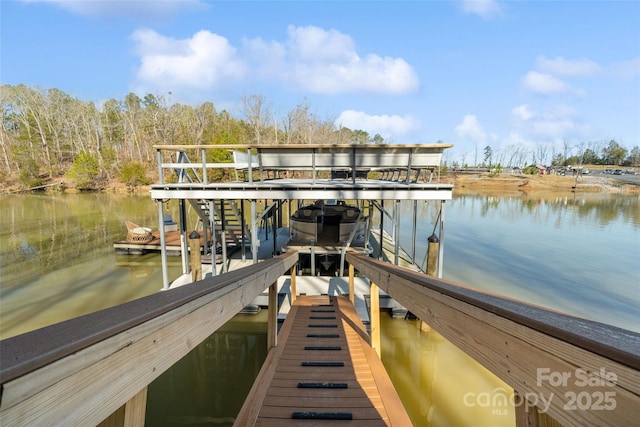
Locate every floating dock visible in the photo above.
<box><xmin>113</xmin><ymin>230</ymin><xmax>202</xmax><ymax>255</ymax></box>
<box><xmin>234</xmin><ymin>295</ymin><xmax>411</xmax><ymax>426</ymax></box>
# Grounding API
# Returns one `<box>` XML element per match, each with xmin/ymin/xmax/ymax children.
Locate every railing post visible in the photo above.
<box><xmin>97</xmin><ymin>386</ymin><xmax>147</xmax><ymax>427</ymax></box>
<box><xmin>268</xmin><ymin>281</ymin><xmax>278</xmax><ymax>349</ymax></box>
<box><xmin>514</xmin><ymin>391</ymin><xmax>538</xmax><ymax>427</ymax></box>
<box><xmin>123</xmin><ymin>387</ymin><xmax>148</xmax><ymax>427</ymax></box>
<box><xmin>348</xmin><ymin>264</ymin><xmax>355</xmax><ymax>305</ymax></box>
<box><xmin>156</xmin><ymin>149</ymin><xmax>164</xmax><ymax>184</ymax></box>
<box><xmin>201</xmin><ymin>148</ymin><xmax>207</xmax><ymax>184</ymax></box>
<box><xmin>370</xmin><ymin>282</ymin><xmax>380</xmax><ymax>357</ymax></box>
<box><xmin>189</xmin><ymin>231</ymin><xmax>202</xmax><ymax>282</ymax></box>
<box><xmin>426</xmin><ymin>233</ymin><xmax>439</xmax><ymax>276</ymax></box>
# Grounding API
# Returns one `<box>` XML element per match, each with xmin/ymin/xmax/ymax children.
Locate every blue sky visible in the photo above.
<box><xmin>2</xmin><ymin>0</ymin><xmax>639</xmax><ymax>163</ymax></box>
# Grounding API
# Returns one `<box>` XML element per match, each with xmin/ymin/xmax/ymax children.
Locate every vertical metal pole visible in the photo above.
<box><xmin>201</xmin><ymin>148</ymin><xmax>208</xmax><ymax>184</ymax></box>
<box><xmin>438</xmin><ymin>201</ymin><xmax>446</xmax><ymax>278</ymax></box>
<box><xmin>412</xmin><ymin>200</ymin><xmax>417</xmax><ymax>262</ymax></box>
<box><xmin>202</xmin><ymin>213</ymin><xmax>209</xmax><ymax>256</ymax></box>
<box><xmin>240</xmin><ymin>199</ymin><xmax>246</xmax><ymax>262</ymax></box>
<box><xmin>157</xmin><ymin>149</ymin><xmax>164</xmax><ymax>184</ymax></box>
<box><xmin>179</xmin><ymin>199</ymin><xmax>188</xmax><ymax>274</ymax></box>
<box><xmin>157</xmin><ymin>200</ymin><xmax>169</xmax><ymax>290</ymax></box>
<box><xmin>379</xmin><ymin>200</ymin><xmax>384</xmax><ymax>260</ymax></box>
<box><xmin>312</xmin><ymin>149</ymin><xmax>316</xmax><ymax>184</ymax></box>
<box><xmin>348</xmin><ymin>264</ymin><xmax>355</xmax><ymax>305</ymax></box>
<box><xmin>220</xmin><ymin>200</ymin><xmax>228</xmax><ymax>273</ymax></box>
<box><xmin>272</xmin><ymin>207</ymin><xmax>277</xmax><ymax>256</ymax></box>
<box><xmin>247</xmin><ymin>148</ymin><xmax>253</xmax><ymax>184</ymax></box>
<box><xmin>251</xmin><ymin>199</ymin><xmax>258</xmax><ymax>264</ymax></box>
<box><xmin>267</xmin><ymin>281</ymin><xmax>277</xmax><ymax>349</ymax></box>
<box><xmin>209</xmin><ymin>200</ymin><xmax>216</xmax><ymax>277</ymax></box>
<box><xmin>394</xmin><ymin>200</ymin><xmax>400</xmax><ymax>265</ymax></box>
<box><xmin>310</xmin><ymin>246</ymin><xmax>316</xmax><ymax>276</ymax></box>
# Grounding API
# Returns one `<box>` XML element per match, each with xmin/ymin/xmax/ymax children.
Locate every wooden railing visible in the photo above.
<box><xmin>0</xmin><ymin>251</ymin><xmax>298</xmax><ymax>426</ymax></box>
<box><xmin>346</xmin><ymin>252</ymin><xmax>640</xmax><ymax>427</ymax></box>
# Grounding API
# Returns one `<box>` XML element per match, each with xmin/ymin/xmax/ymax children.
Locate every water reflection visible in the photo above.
<box><xmin>381</xmin><ymin>315</ymin><xmax>514</xmax><ymax>426</ymax></box>
<box><xmin>398</xmin><ymin>194</ymin><xmax>639</xmax><ymax>332</ymax></box>
<box><xmin>146</xmin><ymin>312</ymin><xmax>268</xmax><ymax>427</ymax></box>
<box><xmin>0</xmin><ymin>194</ymin><xmax>185</xmax><ymax>338</ymax></box>
<box><xmin>1</xmin><ymin>192</ymin><xmax>638</xmax><ymax>425</ymax></box>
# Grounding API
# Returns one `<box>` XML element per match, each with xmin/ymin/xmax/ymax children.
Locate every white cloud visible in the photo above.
<box><xmin>455</xmin><ymin>114</ymin><xmax>488</xmax><ymax>144</ymax></box>
<box><xmin>22</xmin><ymin>0</ymin><xmax>207</xmax><ymax>18</ymax></box>
<box><xmin>608</xmin><ymin>57</ymin><xmax>640</xmax><ymax>79</ymax></box>
<box><xmin>131</xmin><ymin>29</ymin><xmax>246</xmax><ymax>92</ymax></box>
<box><xmin>281</xmin><ymin>25</ymin><xmax>419</xmax><ymax>95</ymax></box>
<box><xmin>521</xmin><ymin>71</ymin><xmax>572</xmax><ymax>95</ymax></box>
<box><xmin>511</xmin><ymin>104</ymin><xmax>534</xmax><ymax>121</ymax></box>
<box><xmin>335</xmin><ymin>110</ymin><xmax>420</xmax><ymax>139</ymax></box>
<box><xmin>286</xmin><ymin>25</ymin><xmax>356</xmax><ymax>63</ymax></box>
<box><xmin>131</xmin><ymin>25</ymin><xmax>419</xmax><ymax>98</ymax></box>
<box><xmin>510</xmin><ymin>104</ymin><xmax>590</xmax><ymax>138</ymax></box>
<box><xmin>536</xmin><ymin>56</ymin><xmax>601</xmax><ymax>77</ymax></box>
<box><xmin>460</xmin><ymin>0</ymin><xmax>502</xmax><ymax>19</ymax></box>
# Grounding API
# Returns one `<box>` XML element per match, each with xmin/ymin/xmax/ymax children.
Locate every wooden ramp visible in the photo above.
<box><xmin>234</xmin><ymin>295</ymin><xmax>411</xmax><ymax>426</ymax></box>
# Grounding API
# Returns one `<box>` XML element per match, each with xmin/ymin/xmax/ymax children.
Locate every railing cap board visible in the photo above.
<box><xmin>346</xmin><ymin>252</ymin><xmax>640</xmax><ymax>371</ymax></box>
<box><xmin>153</xmin><ymin>143</ymin><xmax>454</xmax><ymax>150</ymax></box>
<box><xmin>0</xmin><ymin>252</ymin><xmax>298</xmax><ymax>384</ymax></box>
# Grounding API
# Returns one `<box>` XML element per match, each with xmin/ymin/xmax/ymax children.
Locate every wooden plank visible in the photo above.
<box><xmin>369</xmin><ymin>282</ymin><xmax>381</xmax><ymax>357</ymax></box>
<box><xmin>347</xmin><ymin>252</ymin><xmax>640</xmax><ymax>427</ymax></box>
<box><xmin>234</xmin><ymin>295</ymin><xmax>410</xmax><ymax>426</ymax></box>
<box><xmin>233</xmin><ymin>304</ymin><xmax>301</xmax><ymax>426</ymax></box>
<box><xmin>0</xmin><ymin>253</ymin><xmax>298</xmax><ymax>425</ymax></box>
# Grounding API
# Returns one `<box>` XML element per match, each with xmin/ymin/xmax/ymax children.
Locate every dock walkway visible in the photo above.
<box><xmin>234</xmin><ymin>295</ymin><xmax>411</xmax><ymax>426</ymax></box>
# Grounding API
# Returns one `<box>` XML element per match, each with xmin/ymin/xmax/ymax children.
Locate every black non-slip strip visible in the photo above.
<box><xmin>301</xmin><ymin>361</ymin><xmax>344</xmax><ymax>367</ymax></box>
<box><xmin>306</xmin><ymin>334</ymin><xmax>340</xmax><ymax>338</ymax></box>
<box><xmin>310</xmin><ymin>309</ymin><xmax>336</xmax><ymax>312</ymax></box>
<box><xmin>292</xmin><ymin>412</ymin><xmax>353</xmax><ymax>420</ymax></box>
<box><xmin>304</xmin><ymin>346</ymin><xmax>342</xmax><ymax>351</ymax></box>
<box><xmin>308</xmin><ymin>324</ymin><xmax>337</xmax><ymax>328</ymax></box>
<box><xmin>309</xmin><ymin>316</ymin><xmax>336</xmax><ymax>320</ymax></box>
<box><xmin>297</xmin><ymin>382</ymin><xmax>348</xmax><ymax>389</ymax></box>
<box><xmin>312</xmin><ymin>304</ymin><xmax>334</xmax><ymax>307</ymax></box>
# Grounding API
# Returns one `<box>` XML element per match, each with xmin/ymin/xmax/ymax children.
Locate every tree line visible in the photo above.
<box><xmin>0</xmin><ymin>85</ymin><xmax>383</xmax><ymax>190</ymax></box>
<box><xmin>453</xmin><ymin>139</ymin><xmax>639</xmax><ymax>171</ymax></box>
<box><xmin>2</xmin><ymin>84</ymin><xmax>637</xmax><ymax>190</ymax></box>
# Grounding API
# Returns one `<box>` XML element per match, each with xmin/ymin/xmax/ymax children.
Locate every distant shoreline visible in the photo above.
<box><xmin>445</xmin><ymin>173</ymin><xmax>639</xmax><ymax>196</ymax></box>
<box><xmin>2</xmin><ymin>172</ymin><xmax>638</xmax><ymax>196</ymax></box>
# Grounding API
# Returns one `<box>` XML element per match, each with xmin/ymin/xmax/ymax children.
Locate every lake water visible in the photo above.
<box><xmin>1</xmin><ymin>192</ymin><xmax>638</xmax><ymax>426</ymax></box>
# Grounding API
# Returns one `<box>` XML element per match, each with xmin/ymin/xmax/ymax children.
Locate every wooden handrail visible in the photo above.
<box><xmin>0</xmin><ymin>251</ymin><xmax>298</xmax><ymax>426</ymax></box>
<box><xmin>346</xmin><ymin>251</ymin><xmax>640</xmax><ymax>427</ymax></box>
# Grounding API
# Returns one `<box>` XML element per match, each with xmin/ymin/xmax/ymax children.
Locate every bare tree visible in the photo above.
<box><xmin>242</xmin><ymin>94</ymin><xmax>271</xmax><ymax>145</ymax></box>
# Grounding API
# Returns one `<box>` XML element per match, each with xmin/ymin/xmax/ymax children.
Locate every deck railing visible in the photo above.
<box><xmin>346</xmin><ymin>251</ymin><xmax>640</xmax><ymax>427</ymax></box>
<box><xmin>0</xmin><ymin>252</ymin><xmax>298</xmax><ymax>426</ymax></box>
<box><xmin>154</xmin><ymin>143</ymin><xmax>452</xmax><ymax>185</ymax></box>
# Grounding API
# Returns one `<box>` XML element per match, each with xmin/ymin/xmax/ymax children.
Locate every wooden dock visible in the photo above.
<box><xmin>234</xmin><ymin>295</ymin><xmax>411</xmax><ymax>426</ymax></box>
<box><xmin>113</xmin><ymin>229</ymin><xmax>239</xmax><ymax>256</ymax></box>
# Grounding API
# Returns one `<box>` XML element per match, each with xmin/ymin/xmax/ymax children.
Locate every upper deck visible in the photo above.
<box><xmin>150</xmin><ymin>143</ymin><xmax>454</xmax><ymax>201</ymax></box>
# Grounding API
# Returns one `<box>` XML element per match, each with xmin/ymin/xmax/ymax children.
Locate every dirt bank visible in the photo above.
<box><xmin>445</xmin><ymin>173</ymin><xmax>638</xmax><ymax>196</ymax></box>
